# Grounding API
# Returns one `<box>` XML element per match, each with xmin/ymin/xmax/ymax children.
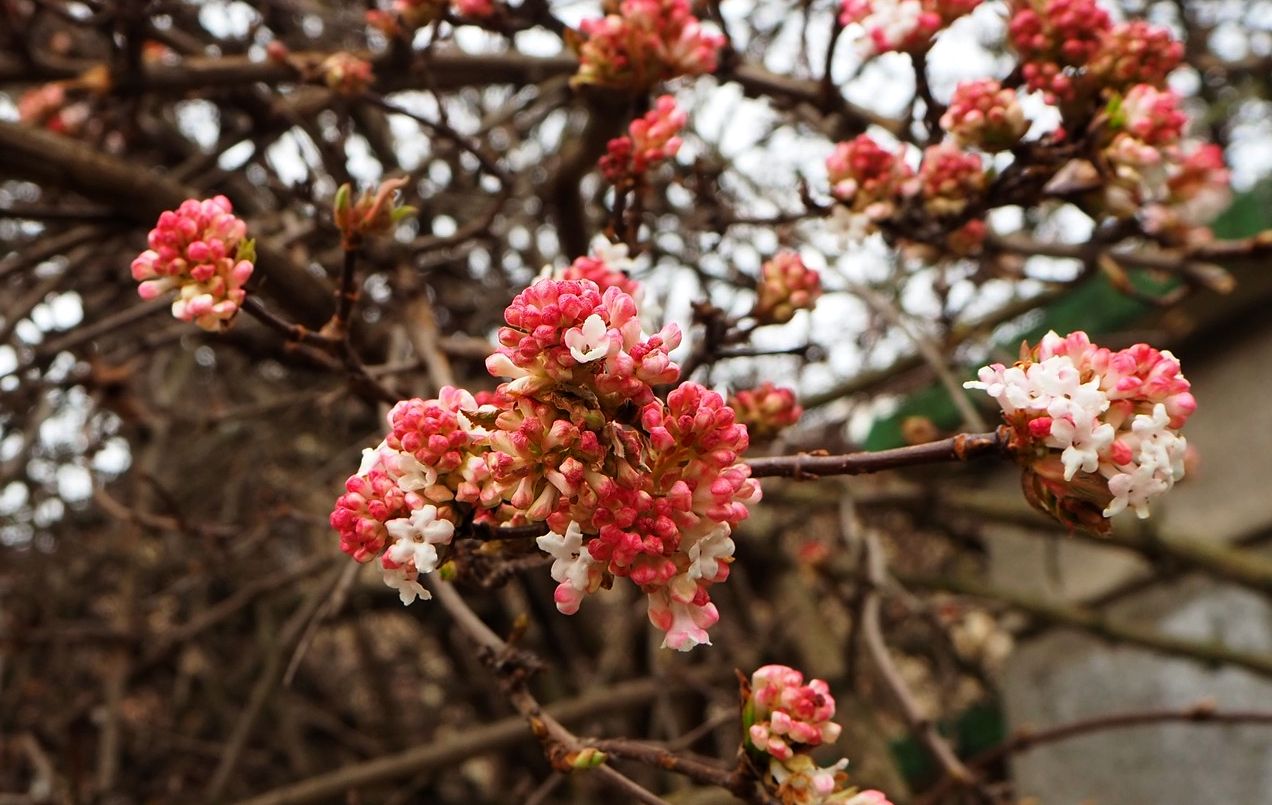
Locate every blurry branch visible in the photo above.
<box><xmin>846</xmin><ymin>280</ymin><xmax>988</xmax><ymax>431</ymax></box>
<box><xmin>917</xmin><ymin>702</ymin><xmax>1272</xmax><ymax>805</ymax></box>
<box><xmin>895</xmin><ymin>571</ymin><xmax>1272</xmax><ymax>680</ymax></box>
<box><xmin>860</xmin><ymin>534</ymin><xmax>979</xmax><ymax>791</ymax></box>
<box><xmin>746</xmin><ymin>429</ymin><xmax>1009</xmax><ymax>479</ymax></box>
<box><xmin>0</xmin><ymin>121</ymin><xmax>334</xmax><ymax>325</ymax></box>
<box><xmin>934</xmin><ymin>491</ymin><xmax>1272</xmax><ymax>598</ymax></box>
<box><xmin>426</xmin><ymin>580</ymin><xmax>672</xmax><ymax>805</ymax></box>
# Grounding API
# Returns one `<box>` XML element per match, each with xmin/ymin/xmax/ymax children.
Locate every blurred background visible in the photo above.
<box><xmin>2</xmin><ymin>1</ymin><xmax>1271</xmax><ymax>803</ymax></box>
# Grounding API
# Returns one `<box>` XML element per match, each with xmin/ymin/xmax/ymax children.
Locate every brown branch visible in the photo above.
<box><xmin>917</xmin><ymin>702</ymin><xmax>1272</xmax><ymax>805</ymax></box>
<box><xmin>746</xmin><ymin>429</ymin><xmax>1010</xmax><ymax>479</ymax></box>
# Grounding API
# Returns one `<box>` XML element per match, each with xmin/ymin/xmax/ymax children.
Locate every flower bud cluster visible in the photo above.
<box><xmin>1100</xmin><ymin>85</ymin><xmax>1191</xmax><ymax>217</ymax></box>
<box><xmin>730</xmin><ymin>383</ymin><xmax>803</xmax><ymax>440</ymax></box>
<box><xmin>1009</xmin><ymin>0</ymin><xmax>1181</xmax><ymax>101</ymax></box>
<box><xmin>573</xmin><ymin>0</ymin><xmax>725</xmax><ymax>90</ymax></box>
<box><xmin>940</xmin><ymin>79</ymin><xmax>1029</xmax><ymax>152</ymax></box>
<box><xmin>331</xmin><ymin>276</ymin><xmax>761</xmax><ymax>650</ymax></box>
<box><xmin>911</xmin><ymin>143</ymin><xmax>986</xmax><ymax>218</ymax></box>
<box><xmin>827</xmin><ymin>135</ymin><xmax>914</xmax><ymax>231</ymax></box>
<box><xmin>839</xmin><ymin>0</ymin><xmax>981</xmax><ymax>54</ymax></box>
<box><xmin>752</xmin><ymin>252</ymin><xmax>823</xmax><ymax>325</ymax></box>
<box><xmin>745</xmin><ymin>665</ymin><xmax>893</xmax><ymax>804</ymax></box>
<box><xmin>599</xmin><ymin>95</ymin><xmax>687</xmax><ymax>185</ymax></box>
<box><xmin>965</xmin><ymin>330</ymin><xmax>1195</xmax><ymax>532</ymax></box>
<box><xmin>130</xmin><ymin>196</ymin><xmax>255</xmax><ymax>332</ymax></box>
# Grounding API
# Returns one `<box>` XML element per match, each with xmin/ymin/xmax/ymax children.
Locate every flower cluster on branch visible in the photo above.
<box><xmin>966</xmin><ymin>330</ymin><xmax>1195</xmax><ymax>532</ymax></box>
<box><xmin>331</xmin><ymin>275</ymin><xmax>761</xmax><ymax>650</ymax></box>
<box><xmin>130</xmin><ymin>196</ymin><xmax>255</xmax><ymax>332</ymax></box>
<box><xmin>572</xmin><ymin>0</ymin><xmax>725</xmax><ymax>90</ymax></box>
<box><xmin>744</xmin><ymin>665</ymin><xmax>893</xmax><ymax>804</ymax></box>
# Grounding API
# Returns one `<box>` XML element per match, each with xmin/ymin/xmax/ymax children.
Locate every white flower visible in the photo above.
<box><xmin>687</xmin><ymin>524</ymin><xmax>734</xmax><ymax>582</ymax></box>
<box><xmin>536</xmin><ymin>521</ymin><xmax>595</xmax><ymax>592</ymax></box>
<box><xmin>384</xmin><ymin>504</ymin><xmax>454</xmax><ymax>574</ymax></box>
<box><xmin>358</xmin><ymin>440</ymin><xmax>388</xmax><ymax>475</ymax></box>
<box><xmin>389</xmin><ymin>452</ymin><xmax>437</xmax><ymax>493</ymax></box>
<box><xmin>590</xmin><ymin>235</ymin><xmax>636</xmax><ymax>274</ymax></box>
<box><xmin>382</xmin><ymin>565</ymin><xmax>429</xmax><ymax>605</ymax></box>
<box><xmin>563</xmin><ymin>314</ymin><xmax>611</xmax><ymax>364</ymax></box>
<box><xmin>1049</xmin><ymin>414</ymin><xmax>1115</xmax><ymax>481</ymax></box>
<box><xmin>1103</xmin><ymin>464</ymin><xmax>1169</xmax><ymax>519</ymax></box>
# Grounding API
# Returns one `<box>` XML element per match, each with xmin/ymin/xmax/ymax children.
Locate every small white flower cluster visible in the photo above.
<box><xmin>381</xmin><ymin>504</ymin><xmax>456</xmax><ymax>604</ymax></box>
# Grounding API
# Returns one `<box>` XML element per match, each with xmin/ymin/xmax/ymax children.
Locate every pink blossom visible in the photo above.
<box><xmin>573</xmin><ymin>0</ymin><xmax>725</xmax><ymax>90</ymax></box>
<box><xmin>747</xmin><ymin>665</ymin><xmax>842</xmax><ymax>761</ymax></box>
<box><xmin>912</xmin><ymin>143</ymin><xmax>986</xmax><ymax>217</ymax></box>
<box><xmin>130</xmin><ymin>196</ymin><xmax>255</xmax><ymax>332</ymax></box>
<box><xmin>1089</xmin><ymin>20</ymin><xmax>1183</xmax><ymax>91</ymax></box>
<box><xmin>730</xmin><ymin>383</ymin><xmax>803</xmax><ymax>440</ymax></box>
<box><xmin>1118</xmin><ymin>85</ymin><xmax>1187</xmax><ymax>147</ymax></box>
<box><xmin>753</xmin><ymin>252</ymin><xmax>822</xmax><ymax>325</ymax></box>
<box><xmin>599</xmin><ymin>95</ymin><xmax>687</xmax><ymax>184</ymax></box>
<box><xmin>941</xmin><ymin>79</ymin><xmax>1029</xmax><ymax>152</ymax></box>
<box><xmin>1009</xmin><ymin>0</ymin><xmax>1112</xmax><ymax>100</ymax></box>
<box><xmin>827</xmin><ymin>134</ymin><xmax>913</xmax><ymax>217</ymax></box>
<box><xmin>322</xmin><ymin>52</ymin><xmax>373</xmax><ymax>96</ymax></box>
<box><xmin>840</xmin><ymin>0</ymin><xmax>980</xmax><ymax>54</ymax></box>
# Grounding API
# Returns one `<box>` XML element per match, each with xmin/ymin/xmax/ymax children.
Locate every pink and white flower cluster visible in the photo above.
<box><xmin>130</xmin><ymin>196</ymin><xmax>255</xmax><ymax>332</ymax></box>
<box><xmin>322</xmin><ymin>52</ymin><xmax>374</xmax><ymax>96</ymax></box>
<box><xmin>331</xmin><ymin>276</ymin><xmax>762</xmax><ymax>650</ymax></box>
<box><xmin>599</xmin><ymin>95</ymin><xmax>687</xmax><ymax>185</ymax></box>
<box><xmin>573</xmin><ymin>0</ymin><xmax>725</xmax><ymax>90</ymax></box>
<box><xmin>839</xmin><ymin>0</ymin><xmax>981</xmax><ymax>55</ymax></box>
<box><xmin>730</xmin><ymin>383</ymin><xmax>803</xmax><ymax>440</ymax></box>
<box><xmin>966</xmin><ymin>330</ymin><xmax>1195</xmax><ymax>531</ymax></box>
<box><xmin>745</xmin><ymin>665</ymin><xmax>893</xmax><ymax>805</ymax></box>
<box><xmin>1101</xmin><ymin>85</ymin><xmax>1203</xmax><ymax>218</ymax></box>
<box><xmin>557</xmin><ymin>237</ymin><xmax>643</xmax><ymax>298</ymax></box>
<box><xmin>827</xmin><ymin>134</ymin><xmax>914</xmax><ymax>233</ymax></box>
<box><xmin>753</xmin><ymin>252</ymin><xmax>823</xmax><ymax>325</ymax></box>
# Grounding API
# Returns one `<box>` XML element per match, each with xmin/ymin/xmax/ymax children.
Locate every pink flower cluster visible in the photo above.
<box><xmin>1101</xmin><ymin>85</ymin><xmax>1193</xmax><ymax>217</ymax></box>
<box><xmin>966</xmin><ymin>330</ymin><xmax>1195</xmax><ymax>532</ymax></box>
<box><xmin>827</xmin><ymin>135</ymin><xmax>913</xmax><ymax>219</ymax></box>
<box><xmin>331</xmin><ymin>277</ymin><xmax>761</xmax><ymax>650</ymax></box>
<box><xmin>753</xmin><ymin>252</ymin><xmax>822</xmax><ymax>325</ymax></box>
<box><xmin>573</xmin><ymin>0</ymin><xmax>724</xmax><ymax>90</ymax></box>
<box><xmin>730</xmin><ymin>383</ymin><xmax>803</xmax><ymax>440</ymax></box>
<box><xmin>839</xmin><ymin>0</ymin><xmax>981</xmax><ymax>54</ymax></box>
<box><xmin>913</xmin><ymin>143</ymin><xmax>986</xmax><ymax>218</ymax></box>
<box><xmin>1009</xmin><ymin>0</ymin><xmax>1181</xmax><ymax>101</ymax></box>
<box><xmin>130</xmin><ymin>196</ymin><xmax>255</xmax><ymax>332</ymax></box>
<box><xmin>745</xmin><ymin>665</ymin><xmax>893</xmax><ymax>805</ymax></box>
<box><xmin>941</xmin><ymin>79</ymin><xmax>1029</xmax><ymax>152</ymax></box>
<box><xmin>599</xmin><ymin>95</ymin><xmax>687</xmax><ymax>185</ymax></box>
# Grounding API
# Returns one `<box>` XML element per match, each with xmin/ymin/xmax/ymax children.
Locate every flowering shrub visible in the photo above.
<box><xmin>130</xmin><ymin>196</ymin><xmax>255</xmax><ymax>332</ymax></box>
<box><xmin>572</xmin><ymin>0</ymin><xmax>725</xmax><ymax>90</ymax></box>
<box><xmin>331</xmin><ymin>276</ymin><xmax>760</xmax><ymax>650</ymax></box>
<box><xmin>753</xmin><ymin>252</ymin><xmax>823</xmax><ymax>325</ymax></box>
<box><xmin>599</xmin><ymin>95</ymin><xmax>687</xmax><ymax>185</ymax></box>
<box><xmin>558</xmin><ymin>237</ymin><xmax>643</xmax><ymax>298</ymax></box>
<box><xmin>730</xmin><ymin>383</ymin><xmax>803</xmax><ymax>440</ymax></box>
<box><xmin>744</xmin><ymin>665</ymin><xmax>893</xmax><ymax>804</ymax></box>
<box><xmin>966</xmin><ymin>330</ymin><xmax>1195</xmax><ymax>532</ymax></box>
